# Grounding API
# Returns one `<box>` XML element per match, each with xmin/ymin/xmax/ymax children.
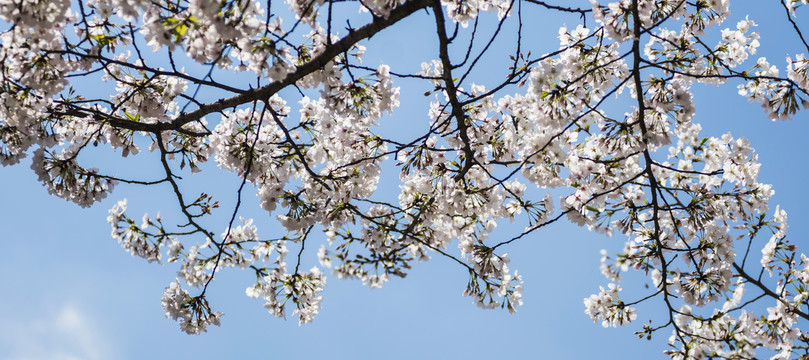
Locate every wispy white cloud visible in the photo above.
<box><xmin>1</xmin><ymin>303</ymin><xmax>118</xmax><ymax>360</ymax></box>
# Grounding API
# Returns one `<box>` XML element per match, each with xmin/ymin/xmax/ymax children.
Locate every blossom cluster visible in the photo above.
<box><xmin>2</xmin><ymin>0</ymin><xmax>809</xmax><ymax>357</ymax></box>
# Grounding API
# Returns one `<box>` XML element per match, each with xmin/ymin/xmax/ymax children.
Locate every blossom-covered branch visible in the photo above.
<box><xmin>3</xmin><ymin>0</ymin><xmax>809</xmax><ymax>358</ymax></box>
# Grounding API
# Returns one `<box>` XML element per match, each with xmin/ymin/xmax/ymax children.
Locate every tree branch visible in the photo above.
<box><xmin>102</xmin><ymin>0</ymin><xmax>433</xmax><ymax>134</ymax></box>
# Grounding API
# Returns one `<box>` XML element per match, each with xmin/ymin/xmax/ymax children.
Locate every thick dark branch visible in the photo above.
<box><xmin>431</xmin><ymin>0</ymin><xmax>476</xmax><ymax>181</ymax></box>
<box><xmin>631</xmin><ymin>0</ymin><xmax>689</xmax><ymax>351</ymax></box>
<box><xmin>52</xmin><ymin>106</ymin><xmax>210</xmax><ymax>136</ymax></box>
<box><xmin>109</xmin><ymin>0</ymin><xmax>433</xmax><ymax>134</ymax></box>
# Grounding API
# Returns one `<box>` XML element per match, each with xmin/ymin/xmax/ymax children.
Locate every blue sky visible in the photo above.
<box><xmin>1</xmin><ymin>2</ymin><xmax>808</xmax><ymax>359</ymax></box>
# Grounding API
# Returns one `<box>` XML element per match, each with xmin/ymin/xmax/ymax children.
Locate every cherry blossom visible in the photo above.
<box><xmin>2</xmin><ymin>0</ymin><xmax>809</xmax><ymax>357</ymax></box>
